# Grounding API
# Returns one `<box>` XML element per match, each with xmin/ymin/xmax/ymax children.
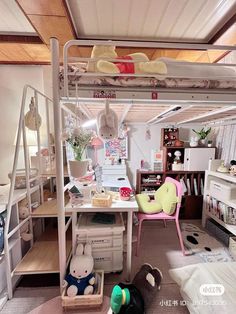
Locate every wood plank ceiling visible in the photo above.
<box><xmin>0</xmin><ymin>0</ymin><xmax>235</xmax><ymax>64</ymax></box>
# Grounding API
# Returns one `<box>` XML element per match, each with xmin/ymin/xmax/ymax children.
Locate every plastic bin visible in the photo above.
<box><xmin>76</xmin><ymin>213</ymin><xmax>125</xmax><ymax>272</ymax></box>
<box><xmin>210</xmin><ymin>179</ymin><xmax>236</xmax><ymax>202</ymax></box>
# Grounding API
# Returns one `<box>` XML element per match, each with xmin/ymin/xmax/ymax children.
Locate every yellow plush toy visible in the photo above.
<box><xmin>87</xmin><ymin>45</ymin><xmax>167</xmax><ymax>75</ymax></box>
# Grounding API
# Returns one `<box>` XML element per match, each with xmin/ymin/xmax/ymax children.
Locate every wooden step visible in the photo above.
<box><xmin>14</xmin><ymin>240</ymin><xmax>71</xmax><ymax>275</ymax></box>
<box><xmin>32</xmin><ymin>199</ymin><xmax>71</xmax><ymax>217</ymax></box>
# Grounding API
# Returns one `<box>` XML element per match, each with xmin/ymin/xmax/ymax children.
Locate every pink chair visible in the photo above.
<box><xmin>136</xmin><ymin>177</ymin><xmax>186</xmax><ymax>256</ymax></box>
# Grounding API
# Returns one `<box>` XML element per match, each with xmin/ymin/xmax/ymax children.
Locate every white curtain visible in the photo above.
<box><xmin>214</xmin><ymin>124</ymin><xmax>236</xmax><ymax>166</ymax></box>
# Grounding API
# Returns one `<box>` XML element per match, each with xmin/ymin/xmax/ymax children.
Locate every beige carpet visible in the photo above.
<box><xmin>1</xmin><ymin>220</ymin><xmax>203</xmax><ymax>314</ymax></box>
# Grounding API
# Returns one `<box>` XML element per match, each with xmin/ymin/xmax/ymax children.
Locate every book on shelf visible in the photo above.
<box><xmin>186</xmin><ymin>178</ymin><xmax>191</xmax><ymax>195</ymax></box>
<box><xmin>193</xmin><ymin>178</ymin><xmax>198</xmax><ymax>196</ymax></box>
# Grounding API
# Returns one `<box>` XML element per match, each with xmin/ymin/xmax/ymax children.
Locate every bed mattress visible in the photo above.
<box><xmin>60</xmin><ymin>59</ymin><xmax>236</xmax><ymax>91</ymax></box>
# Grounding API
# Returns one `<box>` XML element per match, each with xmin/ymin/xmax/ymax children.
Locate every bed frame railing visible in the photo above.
<box><xmin>62</xmin><ymin>39</ymin><xmax>236</xmax><ymax>98</ymax></box>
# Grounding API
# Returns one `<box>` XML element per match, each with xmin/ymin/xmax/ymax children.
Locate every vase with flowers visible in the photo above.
<box><xmin>65</xmin><ymin>127</ymin><xmax>93</xmax><ymax>178</ymax></box>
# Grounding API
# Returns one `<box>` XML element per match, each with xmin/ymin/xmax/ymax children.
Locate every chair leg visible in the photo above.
<box><xmin>175</xmin><ymin>219</ymin><xmax>186</xmax><ymax>256</ymax></box>
<box><xmin>136</xmin><ymin>218</ymin><xmax>143</xmax><ymax>257</ymax></box>
<box><xmin>163</xmin><ymin>219</ymin><xmax>167</xmax><ymax>228</ymax></box>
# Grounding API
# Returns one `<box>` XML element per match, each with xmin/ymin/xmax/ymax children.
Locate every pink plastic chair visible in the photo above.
<box><xmin>136</xmin><ymin>177</ymin><xmax>186</xmax><ymax>256</ymax></box>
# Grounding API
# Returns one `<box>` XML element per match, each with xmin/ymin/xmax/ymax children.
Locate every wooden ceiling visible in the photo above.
<box><xmin>0</xmin><ymin>0</ymin><xmax>235</xmax><ymax>64</ymax></box>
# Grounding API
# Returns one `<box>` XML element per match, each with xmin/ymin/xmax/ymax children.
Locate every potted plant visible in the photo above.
<box><xmin>207</xmin><ymin>140</ymin><xmax>213</xmax><ymax>147</ymax></box>
<box><xmin>65</xmin><ymin>127</ymin><xmax>93</xmax><ymax>178</ymax></box>
<box><xmin>192</xmin><ymin>127</ymin><xmax>211</xmax><ymax>146</ymax></box>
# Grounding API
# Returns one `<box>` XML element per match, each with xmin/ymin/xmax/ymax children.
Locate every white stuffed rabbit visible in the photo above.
<box><xmin>64</xmin><ymin>243</ymin><xmax>95</xmax><ymax>297</ymax></box>
<box><xmin>97</xmin><ymin>99</ymin><xmax>118</xmax><ymax>140</ymax></box>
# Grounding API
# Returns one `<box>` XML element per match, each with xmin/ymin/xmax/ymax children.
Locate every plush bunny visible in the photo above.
<box><xmin>110</xmin><ymin>263</ymin><xmax>162</xmax><ymax>314</ymax></box>
<box><xmin>64</xmin><ymin>243</ymin><xmax>95</xmax><ymax>297</ymax></box>
<box><xmin>97</xmin><ymin>100</ymin><xmax>118</xmax><ymax>140</ymax></box>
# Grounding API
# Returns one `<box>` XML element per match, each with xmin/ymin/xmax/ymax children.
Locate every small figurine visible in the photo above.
<box><xmin>229</xmin><ymin>160</ymin><xmax>236</xmax><ymax>176</ymax></box>
<box><xmin>156</xmin><ymin>175</ymin><xmax>162</xmax><ymax>185</ymax></box>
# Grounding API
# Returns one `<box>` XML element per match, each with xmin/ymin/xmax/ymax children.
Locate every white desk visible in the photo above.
<box><xmin>65</xmin><ymin>178</ymin><xmax>138</xmax><ymax>281</ymax></box>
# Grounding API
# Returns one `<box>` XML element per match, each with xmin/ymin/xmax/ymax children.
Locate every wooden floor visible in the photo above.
<box><xmin>14</xmin><ymin>240</ymin><xmax>71</xmax><ymax>275</ymax></box>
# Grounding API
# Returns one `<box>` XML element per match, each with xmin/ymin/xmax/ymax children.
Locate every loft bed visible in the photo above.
<box><xmin>50</xmin><ymin>38</ymin><xmax>236</xmax><ymax>294</ymax></box>
<box><xmin>60</xmin><ymin>40</ymin><xmax>236</xmax><ymax>105</ymax></box>
<box><xmin>3</xmin><ymin>38</ymin><xmax>236</xmax><ymax>306</ymax></box>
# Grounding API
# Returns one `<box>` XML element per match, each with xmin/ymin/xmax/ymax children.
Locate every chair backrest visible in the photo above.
<box><xmin>164</xmin><ymin>177</ymin><xmax>183</xmax><ymax>218</ymax></box>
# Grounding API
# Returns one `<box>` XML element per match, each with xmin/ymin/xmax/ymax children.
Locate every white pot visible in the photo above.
<box><xmin>199</xmin><ymin>139</ymin><xmax>206</xmax><ymax>145</ymax></box>
<box><xmin>69</xmin><ymin>160</ymin><xmax>89</xmax><ymax>178</ymax></box>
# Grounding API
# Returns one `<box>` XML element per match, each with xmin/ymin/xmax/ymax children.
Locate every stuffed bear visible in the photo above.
<box><xmin>18</xmin><ymin>200</ymin><xmax>33</xmax><ymax>242</ymax></box>
<box><xmin>97</xmin><ymin>99</ymin><xmax>118</xmax><ymax>140</ymax></box>
<box><xmin>64</xmin><ymin>243</ymin><xmax>95</xmax><ymax>297</ymax></box>
<box><xmin>87</xmin><ymin>45</ymin><xmax>167</xmax><ymax>75</ymax></box>
<box><xmin>110</xmin><ymin>263</ymin><xmax>162</xmax><ymax>314</ymax></box>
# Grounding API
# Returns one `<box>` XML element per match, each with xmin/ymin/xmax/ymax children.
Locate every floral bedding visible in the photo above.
<box><xmin>59</xmin><ymin>65</ymin><xmax>236</xmax><ymax>90</ymax></box>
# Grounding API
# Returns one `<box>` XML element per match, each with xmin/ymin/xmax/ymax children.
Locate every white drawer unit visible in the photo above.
<box><xmin>102</xmin><ymin>164</ymin><xmax>127</xmax><ymax>176</ymax></box>
<box><xmin>210</xmin><ymin>179</ymin><xmax>236</xmax><ymax>202</ymax></box>
<box><xmin>76</xmin><ymin>212</ymin><xmax>125</xmax><ymax>272</ymax></box>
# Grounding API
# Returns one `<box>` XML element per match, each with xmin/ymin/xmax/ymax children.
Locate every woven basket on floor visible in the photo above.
<box><xmin>61</xmin><ymin>270</ymin><xmax>104</xmax><ymax>309</ymax></box>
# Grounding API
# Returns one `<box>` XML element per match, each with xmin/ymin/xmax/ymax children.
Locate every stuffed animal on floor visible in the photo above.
<box><xmin>64</xmin><ymin>243</ymin><xmax>95</xmax><ymax>297</ymax></box>
<box><xmin>97</xmin><ymin>99</ymin><xmax>118</xmax><ymax>139</ymax></box>
<box><xmin>110</xmin><ymin>264</ymin><xmax>162</xmax><ymax>314</ymax></box>
<box><xmin>87</xmin><ymin>45</ymin><xmax>167</xmax><ymax>75</ymax></box>
<box><xmin>18</xmin><ymin>200</ymin><xmax>33</xmax><ymax>242</ymax></box>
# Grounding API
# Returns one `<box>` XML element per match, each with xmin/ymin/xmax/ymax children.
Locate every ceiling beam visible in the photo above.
<box><xmin>147</xmin><ymin>105</ymin><xmax>177</xmax><ymax>124</ymax></box>
<box><xmin>0</xmin><ymin>34</ymin><xmax>42</xmax><ymax>44</ymax></box>
<box><xmin>79</xmin><ymin>104</ymin><xmax>93</xmax><ymax>120</ymax></box>
<box><xmin>178</xmin><ymin>106</ymin><xmax>236</xmax><ymax>124</ymax></box>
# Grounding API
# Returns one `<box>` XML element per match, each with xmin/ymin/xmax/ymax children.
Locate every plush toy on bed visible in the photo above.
<box><xmin>64</xmin><ymin>243</ymin><xmax>95</xmax><ymax>297</ymax></box>
<box><xmin>97</xmin><ymin>99</ymin><xmax>118</xmax><ymax>139</ymax></box>
<box><xmin>87</xmin><ymin>45</ymin><xmax>167</xmax><ymax>75</ymax></box>
<box><xmin>110</xmin><ymin>263</ymin><xmax>162</xmax><ymax>314</ymax></box>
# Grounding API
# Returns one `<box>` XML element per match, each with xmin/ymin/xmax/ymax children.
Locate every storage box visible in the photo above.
<box><xmin>92</xmin><ymin>194</ymin><xmax>112</xmax><ymax>207</ymax></box>
<box><xmin>206</xmin><ymin>218</ymin><xmax>233</xmax><ymax>246</ymax></box>
<box><xmin>76</xmin><ymin>213</ymin><xmax>125</xmax><ymax>272</ymax></box>
<box><xmin>61</xmin><ymin>270</ymin><xmax>104</xmax><ymax>309</ymax></box>
<box><xmin>210</xmin><ymin>179</ymin><xmax>236</xmax><ymax>202</ymax></box>
<box><xmin>229</xmin><ymin>236</ymin><xmax>236</xmax><ymax>259</ymax></box>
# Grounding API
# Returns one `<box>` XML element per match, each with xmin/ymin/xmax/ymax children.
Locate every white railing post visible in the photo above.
<box><xmin>51</xmin><ymin>37</ymin><xmax>66</xmax><ymax>291</ymax></box>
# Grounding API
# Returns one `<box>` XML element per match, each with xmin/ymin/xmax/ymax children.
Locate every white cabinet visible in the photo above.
<box><xmin>184</xmin><ymin>148</ymin><xmax>215</xmax><ymax>171</ymax></box>
<box><xmin>202</xmin><ymin>170</ymin><xmax>236</xmax><ymax>236</ymax></box>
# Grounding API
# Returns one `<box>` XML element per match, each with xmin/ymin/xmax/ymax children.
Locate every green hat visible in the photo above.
<box><xmin>111</xmin><ymin>285</ymin><xmax>130</xmax><ymax>314</ymax></box>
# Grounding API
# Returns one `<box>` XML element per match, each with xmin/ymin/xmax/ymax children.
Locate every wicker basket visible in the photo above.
<box><xmin>92</xmin><ymin>194</ymin><xmax>112</xmax><ymax>207</ymax></box>
<box><xmin>61</xmin><ymin>270</ymin><xmax>104</xmax><ymax>309</ymax></box>
<box><xmin>8</xmin><ymin>168</ymin><xmax>38</xmax><ymax>189</ymax></box>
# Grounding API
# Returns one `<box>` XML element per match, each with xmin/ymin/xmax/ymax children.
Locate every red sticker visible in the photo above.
<box><xmin>152</xmin><ymin>92</ymin><xmax>158</xmax><ymax>99</ymax></box>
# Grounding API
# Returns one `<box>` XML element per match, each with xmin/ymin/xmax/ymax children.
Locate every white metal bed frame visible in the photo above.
<box><xmin>5</xmin><ymin>38</ymin><xmax>236</xmax><ymax>300</ymax></box>
<box><xmin>53</xmin><ymin>38</ymin><xmax>236</xmax><ymax>291</ymax></box>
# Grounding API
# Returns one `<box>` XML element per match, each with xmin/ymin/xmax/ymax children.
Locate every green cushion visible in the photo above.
<box><xmin>136</xmin><ymin>194</ymin><xmax>162</xmax><ymax>214</ymax></box>
<box><xmin>154</xmin><ymin>182</ymin><xmax>178</xmax><ymax>215</ymax></box>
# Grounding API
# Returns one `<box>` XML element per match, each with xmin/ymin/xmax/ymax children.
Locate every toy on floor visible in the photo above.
<box><xmin>87</xmin><ymin>45</ymin><xmax>167</xmax><ymax>75</ymax></box>
<box><xmin>97</xmin><ymin>99</ymin><xmax>118</xmax><ymax>139</ymax></box>
<box><xmin>64</xmin><ymin>243</ymin><xmax>95</xmax><ymax>297</ymax></box>
<box><xmin>110</xmin><ymin>264</ymin><xmax>162</xmax><ymax>314</ymax></box>
<box><xmin>18</xmin><ymin>199</ymin><xmax>33</xmax><ymax>242</ymax></box>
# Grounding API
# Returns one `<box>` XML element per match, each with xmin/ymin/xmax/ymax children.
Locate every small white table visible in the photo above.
<box><xmin>65</xmin><ymin>177</ymin><xmax>138</xmax><ymax>281</ymax></box>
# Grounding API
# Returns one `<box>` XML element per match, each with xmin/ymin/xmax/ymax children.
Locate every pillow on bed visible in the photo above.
<box><xmin>169</xmin><ymin>262</ymin><xmax>236</xmax><ymax>314</ymax></box>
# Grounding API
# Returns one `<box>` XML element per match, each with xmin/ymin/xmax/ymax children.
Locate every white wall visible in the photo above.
<box><xmin>0</xmin><ymin>66</ymin><xmax>44</xmax><ymax>184</ymax></box>
<box><xmin>97</xmin><ymin>123</ymin><xmax>202</xmax><ymax>187</ymax></box>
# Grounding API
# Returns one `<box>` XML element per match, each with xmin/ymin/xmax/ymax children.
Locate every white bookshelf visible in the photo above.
<box><xmin>202</xmin><ymin>170</ymin><xmax>236</xmax><ymax>236</ymax></box>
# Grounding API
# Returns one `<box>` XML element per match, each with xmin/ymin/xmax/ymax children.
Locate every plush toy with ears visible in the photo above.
<box><xmin>97</xmin><ymin>100</ymin><xmax>118</xmax><ymax>140</ymax></box>
<box><xmin>110</xmin><ymin>263</ymin><xmax>162</xmax><ymax>314</ymax></box>
<box><xmin>87</xmin><ymin>45</ymin><xmax>167</xmax><ymax>75</ymax></box>
<box><xmin>64</xmin><ymin>243</ymin><xmax>95</xmax><ymax>297</ymax></box>
<box><xmin>18</xmin><ymin>201</ymin><xmax>33</xmax><ymax>242</ymax></box>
